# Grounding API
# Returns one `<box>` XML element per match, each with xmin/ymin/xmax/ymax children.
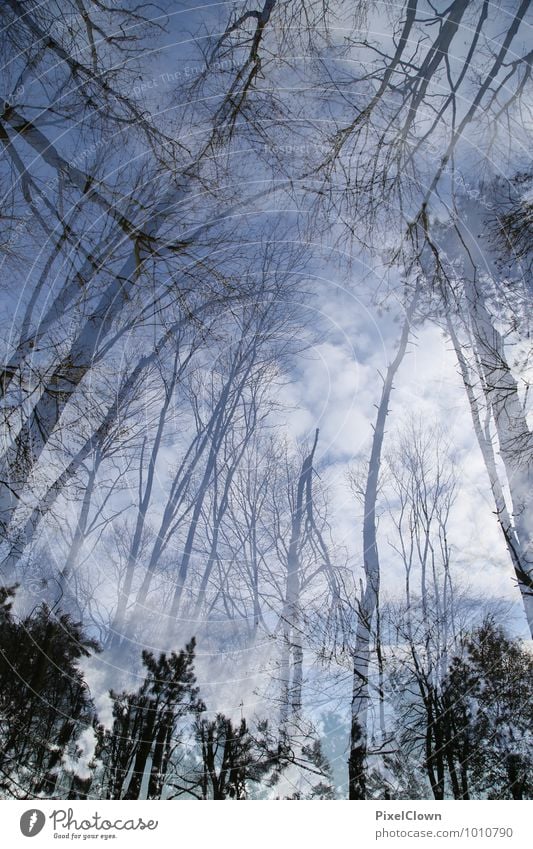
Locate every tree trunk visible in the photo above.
<box><xmin>349</xmin><ymin>286</ymin><xmax>419</xmax><ymax>799</ymax></box>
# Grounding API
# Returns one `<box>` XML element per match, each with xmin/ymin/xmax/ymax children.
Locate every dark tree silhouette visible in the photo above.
<box><xmin>0</xmin><ymin>586</ymin><xmax>98</xmax><ymax>798</ymax></box>
<box><xmin>100</xmin><ymin>639</ymin><xmax>202</xmax><ymax>800</ymax></box>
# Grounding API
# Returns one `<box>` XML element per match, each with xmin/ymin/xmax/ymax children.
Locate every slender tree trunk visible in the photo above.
<box><xmin>279</xmin><ymin>429</ymin><xmax>318</xmax><ymax>738</ymax></box>
<box><xmin>462</xmin><ymin>279</ymin><xmax>533</xmax><ymax>633</ymax></box>
<box><xmin>54</xmin><ymin>460</ymin><xmax>98</xmax><ymax>610</ymax></box>
<box><xmin>110</xmin><ymin>349</ymin><xmax>185</xmax><ymax>647</ymax></box>
<box><xmin>439</xmin><ymin>199</ymin><xmax>533</xmax><ymax>634</ymax></box>
<box><xmin>193</xmin><ymin>427</ymin><xmax>251</xmax><ymax>619</ymax></box>
<box><xmin>349</xmin><ymin>286</ymin><xmax>419</xmax><ymax>799</ymax></box>
<box><xmin>123</xmin><ymin>704</ymin><xmax>157</xmax><ymax>800</ymax></box>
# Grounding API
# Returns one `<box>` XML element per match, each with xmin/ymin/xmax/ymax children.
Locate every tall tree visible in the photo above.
<box><xmin>100</xmin><ymin>640</ymin><xmax>201</xmax><ymax>800</ymax></box>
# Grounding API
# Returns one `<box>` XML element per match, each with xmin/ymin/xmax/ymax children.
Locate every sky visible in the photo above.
<box><xmin>2</xmin><ymin>3</ymin><xmax>532</xmax><ymax>800</ymax></box>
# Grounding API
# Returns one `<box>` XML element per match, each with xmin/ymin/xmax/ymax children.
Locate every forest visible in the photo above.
<box><xmin>0</xmin><ymin>0</ymin><xmax>532</xmax><ymax>800</ymax></box>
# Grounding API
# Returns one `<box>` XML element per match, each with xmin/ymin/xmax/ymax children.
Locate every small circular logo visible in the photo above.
<box><xmin>20</xmin><ymin>810</ymin><xmax>46</xmax><ymax>837</ymax></box>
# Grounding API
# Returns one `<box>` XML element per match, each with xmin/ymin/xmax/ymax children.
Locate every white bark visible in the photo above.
<box><xmin>437</xmin><ymin>198</ymin><xmax>533</xmax><ymax>634</ymax></box>
<box><xmin>279</xmin><ymin>429</ymin><xmax>319</xmax><ymax>737</ymax></box>
<box><xmin>447</xmin><ymin>317</ymin><xmax>533</xmax><ymax>633</ymax></box>
<box><xmin>349</xmin><ymin>284</ymin><xmax>419</xmax><ymax>799</ymax></box>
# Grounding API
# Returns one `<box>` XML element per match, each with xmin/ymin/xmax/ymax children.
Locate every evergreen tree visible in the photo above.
<box><xmin>0</xmin><ymin>586</ymin><xmax>98</xmax><ymax>797</ymax></box>
<box><xmin>99</xmin><ymin>639</ymin><xmax>202</xmax><ymax>799</ymax></box>
<box><xmin>443</xmin><ymin>620</ymin><xmax>533</xmax><ymax>799</ymax></box>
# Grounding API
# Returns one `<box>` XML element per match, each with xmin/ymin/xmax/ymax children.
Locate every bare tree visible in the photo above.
<box><xmin>421</xmin><ymin>194</ymin><xmax>533</xmax><ymax>634</ymax></box>
<box><xmin>347</xmin><ymin>284</ymin><xmax>420</xmax><ymax>799</ymax></box>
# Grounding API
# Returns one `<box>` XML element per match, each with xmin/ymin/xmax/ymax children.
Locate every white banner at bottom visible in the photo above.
<box><xmin>2</xmin><ymin>799</ymin><xmax>531</xmax><ymax>848</ymax></box>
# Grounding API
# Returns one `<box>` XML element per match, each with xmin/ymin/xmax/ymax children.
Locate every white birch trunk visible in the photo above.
<box><xmin>447</xmin><ymin>316</ymin><xmax>533</xmax><ymax>634</ymax></box>
<box><xmin>349</xmin><ymin>285</ymin><xmax>419</xmax><ymax>799</ymax></box>
<box><xmin>437</xmin><ymin>198</ymin><xmax>533</xmax><ymax>634</ymax></box>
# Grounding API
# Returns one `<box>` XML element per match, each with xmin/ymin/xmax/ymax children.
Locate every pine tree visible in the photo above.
<box><xmin>99</xmin><ymin>639</ymin><xmax>202</xmax><ymax>799</ymax></box>
<box><xmin>0</xmin><ymin>586</ymin><xmax>98</xmax><ymax>797</ymax></box>
<box><xmin>443</xmin><ymin>620</ymin><xmax>533</xmax><ymax>799</ymax></box>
